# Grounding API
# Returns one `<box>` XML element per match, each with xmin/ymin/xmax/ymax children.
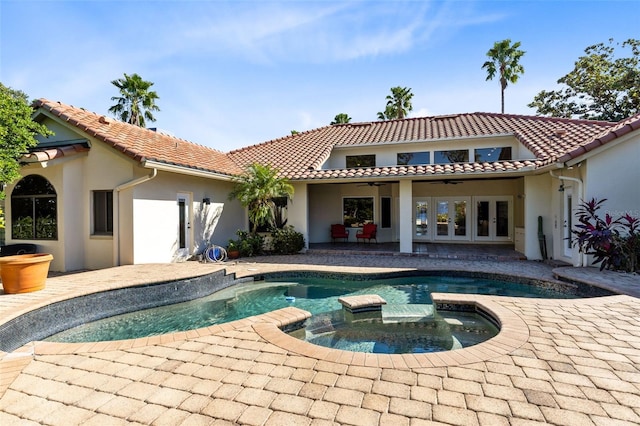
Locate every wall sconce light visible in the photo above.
<box><xmin>202</xmin><ymin>197</ymin><xmax>211</xmax><ymax>205</ymax></box>
<box><xmin>558</xmin><ymin>184</ymin><xmax>564</xmax><ymax>192</ymax></box>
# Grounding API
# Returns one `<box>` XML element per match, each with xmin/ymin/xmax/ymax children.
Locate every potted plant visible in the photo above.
<box><xmin>226</xmin><ymin>239</ymin><xmax>241</xmax><ymax>259</ymax></box>
<box><xmin>0</xmin><ymin>253</ymin><xmax>53</xmax><ymax>293</ymax></box>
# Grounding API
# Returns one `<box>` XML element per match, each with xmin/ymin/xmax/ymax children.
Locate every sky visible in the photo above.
<box><xmin>2</xmin><ymin>0</ymin><xmax>639</xmax><ymax>152</ymax></box>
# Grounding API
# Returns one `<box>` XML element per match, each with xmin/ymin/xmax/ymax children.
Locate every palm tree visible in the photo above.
<box><xmin>482</xmin><ymin>39</ymin><xmax>525</xmax><ymax>114</ymax></box>
<box><xmin>228</xmin><ymin>163</ymin><xmax>294</xmax><ymax>233</ymax></box>
<box><xmin>377</xmin><ymin>86</ymin><xmax>413</xmax><ymax>120</ymax></box>
<box><xmin>109</xmin><ymin>73</ymin><xmax>160</xmax><ymax>127</ymax></box>
<box><xmin>331</xmin><ymin>113</ymin><xmax>352</xmax><ymax>125</ymax></box>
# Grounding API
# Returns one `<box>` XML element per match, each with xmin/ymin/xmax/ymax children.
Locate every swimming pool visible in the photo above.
<box><xmin>45</xmin><ymin>272</ymin><xmax>605</xmax><ymax>345</ymax></box>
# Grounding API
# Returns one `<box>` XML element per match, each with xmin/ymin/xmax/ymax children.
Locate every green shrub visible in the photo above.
<box><xmin>232</xmin><ymin>230</ymin><xmax>264</xmax><ymax>257</ymax></box>
<box><xmin>270</xmin><ymin>226</ymin><xmax>305</xmax><ymax>255</ymax></box>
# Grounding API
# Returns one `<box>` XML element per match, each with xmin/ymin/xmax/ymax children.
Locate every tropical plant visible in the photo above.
<box><xmin>108</xmin><ymin>73</ymin><xmax>160</xmax><ymax>127</ymax></box>
<box><xmin>0</xmin><ymin>84</ymin><xmax>53</xmax><ymax>198</ymax></box>
<box><xmin>572</xmin><ymin>198</ymin><xmax>640</xmax><ymax>272</ymax></box>
<box><xmin>482</xmin><ymin>39</ymin><xmax>525</xmax><ymax>114</ymax></box>
<box><xmin>528</xmin><ymin>39</ymin><xmax>640</xmax><ymax>122</ymax></box>
<box><xmin>377</xmin><ymin>87</ymin><xmax>413</xmax><ymax>120</ymax></box>
<box><xmin>270</xmin><ymin>226</ymin><xmax>305</xmax><ymax>255</ymax></box>
<box><xmin>228</xmin><ymin>163</ymin><xmax>294</xmax><ymax>233</ymax></box>
<box><xmin>331</xmin><ymin>113</ymin><xmax>352</xmax><ymax>125</ymax></box>
<box><xmin>229</xmin><ymin>229</ymin><xmax>264</xmax><ymax>257</ymax></box>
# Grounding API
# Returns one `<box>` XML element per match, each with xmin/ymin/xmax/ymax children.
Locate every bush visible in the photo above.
<box><xmin>270</xmin><ymin>226</ymin><xmax>305</xmax><ymax>255</ymax></box>
<box><xmin>572</xmin><ymin>198</ymin><xmax>640</xmax><ymax>272</ymax></box>
<box><xmin>228</xmin><ymin>230</ymin><xmax>264</xmax><ymax>257</ymax></box>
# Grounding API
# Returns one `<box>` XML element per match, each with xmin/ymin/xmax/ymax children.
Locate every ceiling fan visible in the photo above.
<box><xmin>357</xmin><ymin>182</ymin><xmax>386</xmax><ymax>187</ymax></box>
<box><xmin>430</xmin><ymin>179</ymin><xmax>464</xmax><ymax>185</ymax></box>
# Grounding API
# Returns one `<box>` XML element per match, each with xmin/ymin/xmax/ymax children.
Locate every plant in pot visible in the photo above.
<box><xmin>226</xmin><ymin>239</ymin><xmax>241</xmax><ymax>259</ymax></box>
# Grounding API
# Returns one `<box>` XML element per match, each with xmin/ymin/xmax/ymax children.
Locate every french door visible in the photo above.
<box><xmin>474</xmin><ymin>196</ymin><xmax>513</xmax><ymax>242</ymax></box>
<box><xmin>413</xmin><ymin>199</ymin><xmax>430</xmax><ymax>241</ymax></box>
<box><xmin>435</xmin><ymin>197</ymin><xmax>470</xmax><ymax>241</ymax></box>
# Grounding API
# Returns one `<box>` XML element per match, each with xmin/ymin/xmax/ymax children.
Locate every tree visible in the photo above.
<box><xmin>377</xmin><ymin>86</ymin><xmax>413</xmax><ymax>120</ymax></box>
<box><xmin>528</xmin><ymin>39</ymin><xmax>640</xmax><ymax>122</ymax></box>
<box><xmin>0</xmin><ymin>84</ymin><xmax>53</xmax><ymax>198</ymax></box>
<box><xmin>228</xmin><ymin>163</ymin><xmax>294</xmax><ymax>234</ymax></box>
<box><xmin>109</xmin><ymin>73</ymin><xmax>160</xmax><ymax>127</ymax></box>
<box><xmin>331</xmin><ymin>113</ymin><xmax>352</xmax><ymax>125</ymax></box>
<box><xmin>482</xmin><ymin>39</ymin><xmax>525</xmax><ymax>114</ymax></box>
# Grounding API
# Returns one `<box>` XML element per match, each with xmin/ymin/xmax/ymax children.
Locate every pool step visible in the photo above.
<box><xmin>382</xmin><ymin>304</ymin><xmax>435</xmax><ymax>323</ymax></box>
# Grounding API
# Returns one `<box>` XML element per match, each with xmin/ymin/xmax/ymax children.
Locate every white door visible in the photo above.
<box><xmin>474</xmin><ymin>196</ymin><xmax>513</xmax><ymax>242</ymax></box>
<box><xmin>435</xmin><ymin>197</ymin><xmax>470</xmax><ymax>241</ymax></box>
<box><xmin>413</xmin><ymin>198</ymin><xmax>431</xmax><ymax>241</ymax></box>
<box><xmin>177</xmin><ymin>193</ymin><xmax>192</xmax><ymax>259</ymax></box>
<box><xmin>563</xmin><ymin>188</ymin><xmax>573</xmax><ymax>258</ymax></box>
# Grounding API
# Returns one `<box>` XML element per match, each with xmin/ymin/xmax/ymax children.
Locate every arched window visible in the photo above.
<box><xmin>11</xmin><ymin>175</ymin><xmax>58</xmax><ymax>240</ymax></box>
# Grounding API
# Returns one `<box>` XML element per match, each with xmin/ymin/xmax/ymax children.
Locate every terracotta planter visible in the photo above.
<box><xmin>0</xmin><ymin>253</ymin><xmax>53</xmax><ymax>294</ymax></box>
<box><xmin>227</xmin><ymin>250</ymin><xmax>240</xmax><ymax>259</ymax></box>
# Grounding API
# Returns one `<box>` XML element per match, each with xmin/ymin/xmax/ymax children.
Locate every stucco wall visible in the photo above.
<box><xmin>130</xmin><ymin>172</ymin><xmax>244</xmax><ymax>264</ymax></box>
<box><xmin>585</xmin><ymin>135</ymin><xmax>640</xmax><ymax>219</ymax></box>
<box><xmin>523</xmin><ymin>174</ymin><xmax>553</xmax><ymax>261</ymax></box>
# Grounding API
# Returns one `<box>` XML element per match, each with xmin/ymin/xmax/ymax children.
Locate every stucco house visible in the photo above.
<box><xmin>4</xmin><ymin>99</ymin><xmax>640</xmax><ymax>271</ymax></box>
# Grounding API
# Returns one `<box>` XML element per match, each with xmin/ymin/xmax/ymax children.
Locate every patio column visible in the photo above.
<box><xmin>399</xmin><ymin>180</ymin><xmax>413</xmax><ymax>253</ymax></box>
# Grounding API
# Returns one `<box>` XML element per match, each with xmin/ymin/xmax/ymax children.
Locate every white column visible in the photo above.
<box><xmin>399</xmin><ymin>180</ymin><xmax>413</xmax><ymax>253</ymax></box>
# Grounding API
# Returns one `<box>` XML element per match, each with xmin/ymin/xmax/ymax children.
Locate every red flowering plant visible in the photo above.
<box><xmin>572</xmin><ymin>198</ymin><xmax>640</xmax><ymax>272</ymax></box>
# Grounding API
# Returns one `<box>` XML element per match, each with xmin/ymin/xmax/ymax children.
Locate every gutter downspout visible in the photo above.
<box><xmin>113</xmin><ymin>168</ymin><xmax>158</xmax><ymax>266</ymax></box>
<box><xmin>549</xmin><ymin>169</ymin><xmax>585</xmax><ymax>267</ymax></box>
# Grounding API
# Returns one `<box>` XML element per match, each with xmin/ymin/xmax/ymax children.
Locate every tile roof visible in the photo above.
<box><xmin>22</xmin><ymin>144</ymin><xmax>90</xmax><ymax>163</ymax></box>
<box><xmin>558</xmin><ymin>112</ymin><xmax>640</xmax><ymax>163</ymax></box>
<box><xmin>33</xmin><ymin>99</ymin><xmax>243</xmax><ymax>177</ymax></box>
<box><xmin>228</xmin><ymin>113</ymin><xmax>617</xmax><ymax>181</ymax></box>
<box><xmin>34</xmin><ymin>99</ymin><xmax>631</xmax><ymax>183</ymax></box>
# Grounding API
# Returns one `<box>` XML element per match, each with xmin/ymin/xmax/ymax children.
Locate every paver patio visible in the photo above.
<box><xmin>1</xmin><ymin>254</ymin><xmax>639</xmax><ymax>425</ymax></box>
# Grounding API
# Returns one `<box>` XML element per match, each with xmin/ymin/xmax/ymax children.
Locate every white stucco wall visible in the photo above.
<box><xmin>130</xmin><ymin>172</ymin><xmax>244</xmax><ymax>264</ymax></box>
<box><xmin>523</xmin><ymin>174</ymin><xmax>553</xmax><ymax>261</ymax></box>
<box><xmin>584</xmin><ymin>134</ymin><xmax>640</xmax><ymax>219</ymax></box>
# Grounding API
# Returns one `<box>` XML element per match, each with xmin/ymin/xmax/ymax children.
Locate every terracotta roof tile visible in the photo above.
<box><xmin>22</xmin><ymin>144</ymin><xmax>89</xmax><ymax>163</ymax></box>
<box><xmin>33</xmin><ymin>99</ymin><xmax>242</xmax><ymax>177</ymax></box>
<box><xmin>229</xmin><ymin>112</ymin><xmax>615</xmax><ymax>181</ymax></box>
<box><xmin>558</xmin><ymin>112</ymin><xmax>640</xmax><ymax>163</ymax></box>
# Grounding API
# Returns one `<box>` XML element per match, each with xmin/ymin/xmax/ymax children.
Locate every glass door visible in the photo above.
<box><xmin>474</xmin><ymin>197</ymin><xmax>513</xmax><ymax>241</ymax></box>
<box><xmin>414</xmin><ymin>199</ymin><xmax>430</xmax><ymax>240</ymax></box>
<box><xmin>177</xmin><ymin>193</ymin><xmax>191</xmax><ymax>258</ymax></box>
<box><xmin>563</xmin><ymin>188</ymin><xmax>573</xmax><ymax>258</ymax></box>
<box><xmin>435</xmin><ymin>197</ymin><xmax>470</xmax><ymax>240</ymax></box>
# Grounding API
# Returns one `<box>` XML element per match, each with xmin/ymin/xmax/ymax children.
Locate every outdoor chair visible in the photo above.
<box><xmin>356</xmin><ymin>223</ymin><xmax>377</xmax><ymax>243</ymax></box>
<box><xmin>330</xmin><ymin>224</ymin><xmax>349</xmax><ymax>242</ymax></box>
<box><xmin>0</xmin><ymin>244</ymin><xmax>38</xmax><ymax>257</ymax></box>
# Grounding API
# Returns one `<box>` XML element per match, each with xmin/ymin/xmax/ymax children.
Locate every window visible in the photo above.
<box><xmin>93</xmin><ymin>191</ymin><xmax>113</xmax><ymax>235</ymax></box>
<box><xmin>397</xmin><ymin>152</ymin><xmax>430</xmax><ymax>165</ymax></box>
<box><xmin>346</xmin><ymin>155</ymin><xmax>375</xmax><ymax>168</ymax></box>
<box><xmin>474</xmin><ymin>147</ymin><xmax>512</xmax><ymax>162</ymax></box>
<box><xmin>434</xmin><ymin>150</ymin><xmax>469</xmax><ymax>164</ymax></box>
<box><xmin>343</xmin><ymin>197</ymin><xmax>374</xmax><ymax>227</ymax></box>
<box><xmin>11</xmin><ymin>175</ymin><xmax>57</xmax><ymax>240</ymax></box>
<box><xmin>381</xmin><ymin>197</ymin><xmax>391</xmax><ymax>228</ymax></box>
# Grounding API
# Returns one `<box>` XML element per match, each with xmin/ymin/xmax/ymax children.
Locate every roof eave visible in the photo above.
<box><xmin>142</xmin><ymin>160</ymin><xmax>236</xmax><ymax>181</ymax></box>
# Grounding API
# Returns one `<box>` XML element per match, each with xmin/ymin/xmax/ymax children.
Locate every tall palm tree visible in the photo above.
<box><xmin>331</xmin><ymin>113</ymin><xmax>352</xmax><ymax>125</ymax></box>
<box><xmin>228</xmin><ymin>163</ymin><xmax>294</xmax><ymax>233</ymax></box>
<box><xmin>109</xmin><ymin>73</ymin><xmax>160</xmax><ymax>127</ymax></box>
<box><xmin>377</xmin><ymin>86</ymin><xmax>413</xmax><ymax>120</ymax></box>
<box><xmin>482</xmin><ymin>39</ymin><xmax>525</xmax><ymax>114</ymax></box>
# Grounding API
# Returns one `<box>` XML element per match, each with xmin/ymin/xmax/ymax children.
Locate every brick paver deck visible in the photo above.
<box><xmin>1</xmin><ymin>254</ymin><xmax>639</xmax><ymax>425</ymax></box>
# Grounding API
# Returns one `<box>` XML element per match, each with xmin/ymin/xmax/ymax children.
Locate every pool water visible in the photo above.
<box><xmin>45</xmin><ymin>274</ymin><xmax>579</xmax><ymax>344</ymax></box>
